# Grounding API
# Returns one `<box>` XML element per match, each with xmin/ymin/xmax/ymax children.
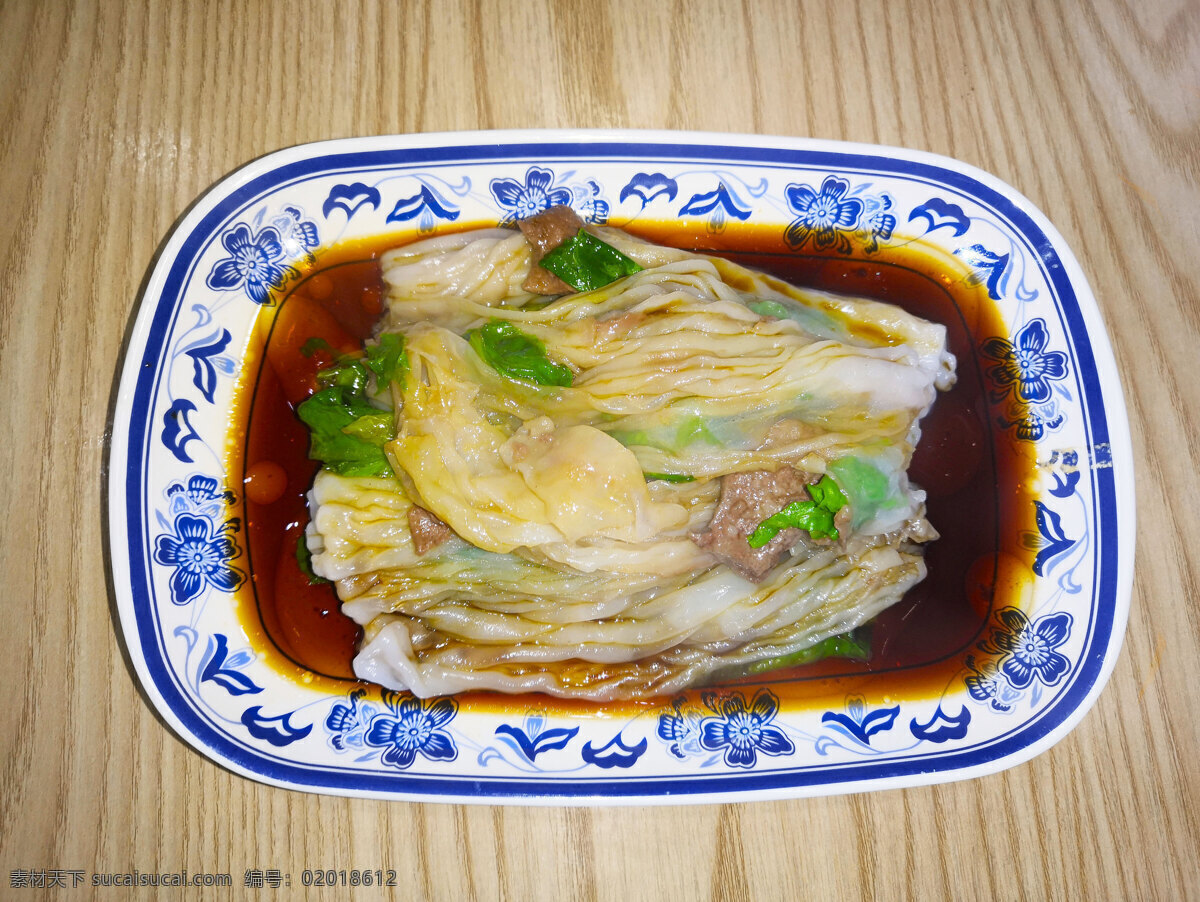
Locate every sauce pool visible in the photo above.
<box><xmin>231</xmin><ymin>223</ymin><xmax>1035</xmax><ymax>704</ymax></box>
<box><xmin>238</xmin><ymin>246</ymin><xmax>388</xmax><ymax>681</ymax></box>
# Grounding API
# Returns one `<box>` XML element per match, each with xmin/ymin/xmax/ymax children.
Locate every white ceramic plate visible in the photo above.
<box><xmin>109</xmin><ymin>130</ymin><xmax>1133</xmax><ymax>803</ymax></box>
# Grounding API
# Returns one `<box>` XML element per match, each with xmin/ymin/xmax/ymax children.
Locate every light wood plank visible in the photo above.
<box><xmin>1</xmin><ymin>0</ymin><xmax>1197</xmax><ymax>898</ymax></box>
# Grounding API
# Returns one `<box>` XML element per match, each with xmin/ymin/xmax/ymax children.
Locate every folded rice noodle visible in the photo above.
<box><xmin>307</xmin><ymin>222</ymin><xmax>955</xmax><ymax>700</ymax></box>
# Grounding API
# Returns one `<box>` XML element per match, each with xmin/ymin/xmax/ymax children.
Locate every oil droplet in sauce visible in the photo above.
<box><xmin>244</xmin><ymin>460</ymin><xmax>288</xmax><ymax>506</ymax></box>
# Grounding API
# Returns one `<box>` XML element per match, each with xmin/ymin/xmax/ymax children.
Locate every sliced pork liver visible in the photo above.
<box><xmin>691</xmin><ymin>468</ymin><xmax>819</xmax><ymax>582</ymax></box>
<box><xmin>408</xmin><ymin>505</ymin><xmax>454</xmax><ymax>555</ymax></box>
<box><xmin>518</xmin><ymin>205</ymin><xmax>585</xmax><ymax>295</ymax></box>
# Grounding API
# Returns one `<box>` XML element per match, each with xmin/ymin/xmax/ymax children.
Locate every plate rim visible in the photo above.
<box><xmin>108</xmin><ymin>129</ymin><xmax>1135</xmax><ymax>804</ymax></box>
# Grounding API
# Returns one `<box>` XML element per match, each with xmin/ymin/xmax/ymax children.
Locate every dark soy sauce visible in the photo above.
<box><xmin>233</xmin><ymin>224</ymin><xmax>1032</xmax><ymax>702</ymax></box>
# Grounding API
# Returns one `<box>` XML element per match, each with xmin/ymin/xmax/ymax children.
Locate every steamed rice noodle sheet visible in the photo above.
<box><xmin>303</xmin><ymin>209</ymin><xmax>956</xmax><ymax>700</ymax></box>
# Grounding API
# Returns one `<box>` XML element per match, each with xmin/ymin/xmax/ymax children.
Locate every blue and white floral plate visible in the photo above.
<box><xmin>108</xmin><ymin>131</ymin><xmax>1133</xmax><ymax>803</ymax></box>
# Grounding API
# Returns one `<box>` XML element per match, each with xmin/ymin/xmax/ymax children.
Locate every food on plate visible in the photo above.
<box><xmin>298</xmin><ymin>207</ymin><xmax>956</xmax><ymax>700</ymax></box>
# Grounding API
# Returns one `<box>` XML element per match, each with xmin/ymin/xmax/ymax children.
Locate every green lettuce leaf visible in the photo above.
<box><xmin>300</xmin><ymin>337</ymin><xmax>332</xmax><ymax>358</ymax></box>
<box><xmin>538</xmin><ymin>228</ymin><xmax>643</xmax><ymax>292</ymax></box>
<box><xmin>708</xmin><ymin>629</ymin><xmax>871</xmax><ymax>683</ymax></box>
<box><xmin>747</xmin><ymin>474</ymin><xmax>847</xmax><ymax>547</ymax></box>
<box><xmin>296</xmin><ymin>388</ymin><xmax>394</xmax><ymax>477</ymax></box>
<box><xmin>743</xmin><ymin>630</ymin><xmax>871</xmax><ymax>675</ymax></box>
<box><xmin>466</xmin><ymin>320</ymin><xmax>574</xmax><ymax>387</ymax></box>
<box><xmin>295</xmin><ymin>533</ymin><xmax>329</xmax><ymax>585</ymax></box>
<box><xmin>828</xmin><ymin>454</ymin><xmax>902</xmax><ymax>529</ymax></box>
<box><xmin>365</xmin><ymin>331</ymin><xmax>408</xmax><ymax>387</ymax></box>
<box><xmin>296</xmin><ymin>336</ymin><xmax>406</xmax><ymax>477</ymax></box>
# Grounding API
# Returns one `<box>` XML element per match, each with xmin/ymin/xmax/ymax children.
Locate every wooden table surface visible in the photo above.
<box><xmin>1</xmin><ymin>1</ymin><xmax>1196</xmax><ymax>899</ymax></box>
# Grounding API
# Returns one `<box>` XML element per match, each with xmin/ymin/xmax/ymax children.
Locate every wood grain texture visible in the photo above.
<box><xmin>1</xmin><ymin>0</ymin><xmax>1197</xmax><ymax>898</ymax></box>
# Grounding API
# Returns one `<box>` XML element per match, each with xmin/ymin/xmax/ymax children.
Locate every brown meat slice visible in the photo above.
<box><xmin>407</xmin><ymin>505</ymin><xmax>454</xmax><ymax>555</ymax></box>
<box><xmin>691</xmin><ymin>468</ymin><xmax>819</xmax><ymax>582</ymax></box>
<box><xmin>518</xmin><ymin>205</ymin><xmax>585</xmax><ymax>295</ymax></box>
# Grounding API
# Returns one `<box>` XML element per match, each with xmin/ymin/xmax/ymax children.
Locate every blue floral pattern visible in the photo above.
<box><xmin>199</xmin><ymin>632</ymin><xmax>262</xmax><ymax>696</ymax></box>
<box><xmin>570</xmin><ymin>179</ymin><xmax>611</xmax><ymax>224</ymax></box>
<box><xmin>908</xmin><ymin>704</ymin><xmax>971</xmax><ymax>743</ymax></box>
<box><xmin>161</xmin><ymin>399</ymin><xmax>201</xmax><ymax>463</ymax></box>
<box><xmin>206</xmin><ymin>223</ymin><xmax>288</xmax><ymax>305</ymax></box>
<box><xmin>387</xmin><ymin>184</ymin><xmax>461</xmax><ymax>232</ymax></box>
<box><xmin>1022</xmin><ymin>501</ymin><xmax>1078</xmax><ymax>577</ymax></box>
<box><xmin>784</xmin><ymin>176</ymin><xmax>864</xmax><ymax>253</ymax></box>
<box><xmin>619</xmin><ymin>172</ymin><xmax>678</xmax><ymax>208</ymax></box>
<box><xmin>240</xmin><ymin>706</ymin><xmax>312</xmax><ymax>747</ymax></box>
<box><xmin>818</xmin><ymin>695</ymin><xmax>901</xmax><ymax>751</ymax></box>
<box><xmin>270</xmin><ymin>206</ymin><xmax>320</xmax><ymax>262</ymax></box>
<box><xmin>979</xmin><ymin>608</ymin><xmax>1073</xmax><ymax>690</ymax></box>
<box><xmin>908</xmin><ymin>197</ymin><xmax>971</xmax><ymax>237</ymax></box>
<box><xmin>1045</xmin><ymin>450</ymin><xmax>1082</xmax><ymax>498</ymax></box>
<box><xmin>490</xmin><ymin>166</ymin><xmax>573</xmax><ymax>225</ymax></box>
<box><xmin>494</xmin><ymin>715</ymin><xmax>579</xmax><ymax>762</ymax></box>
<box><xmin>153</xmin><ymin>513</ymin><xmax>244</xmax><ymax>606</ymax></box>
<box><xmin>958</xmin><ymin>243</ymin><xmax>1012</xmax><ymax>301</ymax></box>
<box><xmin>696</xmin><ymin>689</ymin><xmax>795</xmax><ymax>768</ymax></box>
<box><xmin>152</xmin><ymin>475</ymin><xmax>243</xmax><ymax>605</ymax></box>
<box><xmin>324</xmin><ymin>689</ymin><xmax>381</xmax><ymax>753</ymax></box>
<box><xmin>580</xmin><ymin>732</ymin><xmax>648</xmax><ymax>769</ymax></box>
<box><xmin>964</xmin><ymin>655</ymin><xmax>1022</xmax><ymax>712</ymax></box>
<box><xmin>1001</xmin><ymin>399</ymin><xmax>1064</xmax><ymax>442</ymax></box>
<box><xmin>679</xmin><ymin>182</ymin><xmax>752</xmax><ymax>233</ymax></box>
<box><xmin>858</xmin><ymin>193</ymin><xmax>896</xmax><ymax>253</ymax></box>
<box><xmin>323</xmin><ymin>182</ymin><xmax>382</xmax><ymax>220</ymax></box>
<box><xmin>166</xmin><ymin>474</ymin><xmax>233</xmax><ymax>515</ymax></box>
<box><xmin>982</xmin><ymin>318</ymin><xmax>1068</xmax><ymax>404</ymax></box>
<box><xmin>182</xmin><ymin>329</ymin><xmax>234</xmax><ymax>405</ymax></box>
<box><xmin>364</xmin><ymin>692</ymin><xmax>459</xmax><ymax>769</ymax></box>
<box><xmin>656</xmin><ymin>697</ymin><xmax>708</xmax><ymax>760</ymax></box>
